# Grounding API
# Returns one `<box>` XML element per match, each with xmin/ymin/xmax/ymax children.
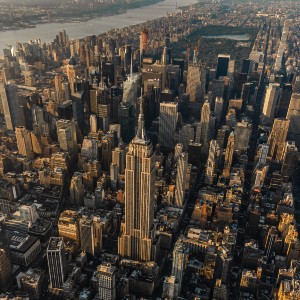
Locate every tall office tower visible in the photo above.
<box><xmin>79</xmin><ymin>215</ymin><xmax>95</xmax><ymax>255</ymax></box>
<box><xmin>241</xmin><ymin>59</ymin><xmax>254</xmax><ymax>75</ymax></box>
<box><xmin>47</xmin><ymin>237</ymin><xmax>67</xmax><ymax>290</ymax></box>
<box><xmin>119</xmin><ymin>102</ymin><xmax>135</xmax><ymax>144</ymax></box>
<box><xmin>90</xmin><ymin>114</ymin><xmax>97</xmax><ymax>133</ymax></box>
<box><xmin>112</xmin><ymin>147</ymin><xmax>125</xmax><ymax>174</ymax></box>
<box><xmin>15</xmin><ymin>126</ymin><xmax>33</xmax><ymax>157</ymax></box>
<box><xmin>171</xmin><ymin>238</ymin><xmax>189</xmax><ymax>296</ymax></box>
<box><xmin>159</xmin><ymin>102</ymin><xmax>178</xmax><ymax>149</ymax></box>
<box><xmin>267</xmin><ymin>118</ymin><xmax>290</xmax><ymax>161</ymax></box>
<box><xmin>56</xmin><ymin>119</ymin><xmax>78</xmax><ymax>155</ymax></box>
<box><xmin>214</xmin><ymin>97</ymin><xmax>224</xmax><ymax>126</ymax></box>
<box><xmin>217</xmin><ymin>126</ymin><xmax>229</xmax><ymax>151</ymax></box>
<box><xmin>98</xmin><ymin>263</ymin><xmax>116</xmax><ymax>300</ymax></box>
<box><xmin>0</xmin><ymin>249</ymin><xmax>12</xmax><ymax>292</ymax></box>
<box><xmin>81</xmin><ymin>137</ymin><xmax>99</xmax><ymax>161</ymax></box>
<box><xmin>174</xmin><ymin>153</ymin><xmax>188</xmax><ymax>207</ymax></box>
<box><xmin>261</xmin><ymin>83</ymin><xmax>281</xmax><ymax>125</ymax></box>
<box><xmin>67</xmin><ymin>59</ymin><xmax>78</xmax><ymax>94</ymax></box>
<box><xmin>196</xmin><ymin>101</ymin><xmax>212</xmax><ymax>155</ymax></box>
<box><xmin>102</xmin><ymin>135</ymin><xmax>113</xmax><ymax>172</ymax></box>
<box><xmin>275</xmin><ymin>83</ymin><xmax>292</xmax><ymax>118</ymax></box>
<box><xmin>0</xmin><ymin>82</ymin><xmax>24</xmax><ymax>130</ymax></box>
<box><xmin>70</xmin><ymin>173</ymin><xmax>85</xmax><ymax>206</ymax></box>
<box><xmin>234</xmin><ymin>120</ymin><xmax>252</xmax><ymax>154</ymax></box>
<box><xmin>118</xmin><ymin>102</ymin><xmax>156</xmax><ymax>262</ymax></box>
<box><xmin>58</xmin><ymin>210</ymin><xmax>80</xmax><ymax>243</ymax></box>
<box><xmin>287</xmin><ymin>93</ymin><xmax>300</xmax><ymax>147</ymax></box>
<box><xmin>281</xmin><ymin>141</ymin><xmax>298</xmax><ymax>180</ymax></box>
<box><xmin>186</xmin><ymin>55</ymin><xmax>206</xmax><ymax>102</ymax></box>
<box><xmin>174</xmin><ymin>143</ymin><xmax>184</xmax><ymax>162</ymax></box>
<box><xmin>97</xmin><ymin>86</ymin><xmax>110</xmax><ymax>132</ymax></box>
<box><xmin>205</xmin><ymin>140</ymin><xmax>221</xmax><ymax>184</ymax></box>
<box><xmin>222</xmin><ymin>132</ymin><xmax>235</xmax><ymax>179</ymax></box>
<box><xmin>0</xmin><ymin>216</ymin><xmax>10</xmax><ymax>261</ymax></box>
<box><xmin>140</xmin><ymin>29</ymin><xmax>148</xmax><ymax>59</ymax></box>
<box><xmin>216</xmin><ymin>55</ymin><xmax>230</xmax><ymax>79</ymax></box>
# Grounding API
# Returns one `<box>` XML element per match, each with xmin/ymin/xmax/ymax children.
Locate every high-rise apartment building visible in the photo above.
<box><xmin>140</xmin><ymin>29</ymin><xmax>148</xmax><ymax>58</ymax></box>
<box><xmin>0</xmin><ymin>82</ymin><xmax>24</xmax><ymax>130</ymax></box>
<box><xmin>287</xmin><ymin>93</ymin><xmax>300</xmax><ymax>147</ymax></box>
<box><xmin>118</xmin><ymin>102</ymin><xmax>156</xmax><ymax>262</ymax></box>
<box><xmin>98</xmin><ymin>263</ymin><xmax>116</xmax><ymax>300</ymax></box>
<box><xmin>47</xmin><ymin>237</ymin><xmax>67</xmax><ymax>289</ymax></box>
<box><xmin>159</xmin><ymin>102</ymin><xmax>178</xmax><ymax>149</ymax></box>
<box><xmin>267</xmin><ymin>118</ymin><xmax>290</xmax><ymax>161</ymax></box>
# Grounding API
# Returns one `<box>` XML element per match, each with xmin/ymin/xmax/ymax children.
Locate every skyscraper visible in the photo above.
<box><xmin>159</xmin><ymin>102</ymin><xmax>178</xmax><ymax>149</ymax></box>
<box><xmin>0</xmin><ymin>215</ymin><xmax>10</xmax><ymax>261</ymax></box>
<box><xmin>287</xmin><ymin>93</ymin><xmax>300</xmax><ymax>147</ymax></box>
<box><xmin>214</xmin><ymin>97</ymin><xmax>224</xmax><ymax>126</ymax></box>
<box><xmin>216</xmin><ymin>55</ymin><xmax>230</xmax><ymax>79</ymax></box>
<box><xmin>56</xmin><ymin>119</ymin><xmax>78</xmax><ymax>155</ymax></box>
<box><xmin>79</xmin><ymin>215</ymin><xmax>94</xmax><ymax>256</ymax></box>
<box><xmin>140</xmin><ymin>29</ymin><xmax>149</xmax><ymax>59</ymax></box>
<box><xmin>196</xmin><ymin>101</ymin><xmax>212</xmax><ymax>155</ymax></box>
<box><xmin>222</xmin><ymin>132</ymin><xmax>235</xmax><ymax>179</ymax></box>
<box><xmin>205</xmin><ymin>140</ymin><xmax>221</xmax><ymax>184</ymax></box>
<box><xmin>70</xmin><ymin>173</ymin><xmax>85</xmax><ymax>206</ymax></box>
<box><xmin>174</xmin><ymin>153</ymin><xmax>188</xmax><ymax>207</ymax></box>
<box><xmin>186</xmin><ymin>61</ymin><xmax>205</xmax><ymax>102</ymax></box>
<box><xmin>281</xmin><ymin>141</ymin><xmax>298</xmax><ymax>180</ymax></box>
<box><xmin>47</xmin><ymin>237</ymin><xmax>67</xmax><ymax>289</ymax></box>
<box><xmin>118</xmin><ymin>101</ymin><xmax>156</xmax><ymax>262</ymax></box>
<box><xmin>261</xmin><ymin>83</ymin><xmax>281</xmax><ymax>125</ymax></box>
<box><xmin>0</xmin><ymin>249</ymin><xmax>12</xmax><ymax>292</ymax></box>
<box><xmin>15</xmin><ymin>126</ymin><xmax>33</xmax><ymax>157</ymax></box>
<box><xmin>171</xmin><ymin>238</ymin><xmax>189</xmax><ymax>295</ymax></box>
<box><xmin>0</xmin><ymin>82</ymin><xmax>24</xmax><ymax>130</ymax></box>
<box><xmin>267</xmin><ymin>118</ymin><xmax>290</xmax><ymax>161</ymax></box>
<box><xmin>98</xmin><ymin>263</ymin><xmax>116</xmax><ymax>300</ymax></box>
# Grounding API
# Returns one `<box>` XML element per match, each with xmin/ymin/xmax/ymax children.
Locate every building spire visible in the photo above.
<box><xmin>193</xmin><ymin>49</ymin><xmax>198</xmax><ymax>65</ymax></box>
<box><xmin>130</xmin><ymin>53</ymin><xmax>133</xmax><ymax>81</ymax></box>
<box><xmin>135</xmin><ymin>96</ymin><xmax>146</xmax><ymax>141</ymax></box>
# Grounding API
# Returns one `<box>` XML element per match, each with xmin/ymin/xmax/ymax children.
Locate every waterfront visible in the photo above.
<box><xmin>0</xmin><ymin>0</ymin><xmax>198</xmax><ymax>52</ymax></box>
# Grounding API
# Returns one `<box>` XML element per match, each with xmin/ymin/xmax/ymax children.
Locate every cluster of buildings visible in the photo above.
<box><xmin>0</xmin><ymin>1</ymin><xmax>300</xmax><ymax>300</ymax></box>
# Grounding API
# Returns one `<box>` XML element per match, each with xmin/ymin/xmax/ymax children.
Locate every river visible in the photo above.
<box><xmin>0</xmin><ymin>0</ymin><xmax>198</xmax><ymax>52</ymax></box>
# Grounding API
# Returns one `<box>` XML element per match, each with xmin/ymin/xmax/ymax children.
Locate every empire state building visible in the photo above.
<box><xmin>118</xmin><ymin>100</ymin><xmax>156</xmax><ymax>262</ymax></box>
